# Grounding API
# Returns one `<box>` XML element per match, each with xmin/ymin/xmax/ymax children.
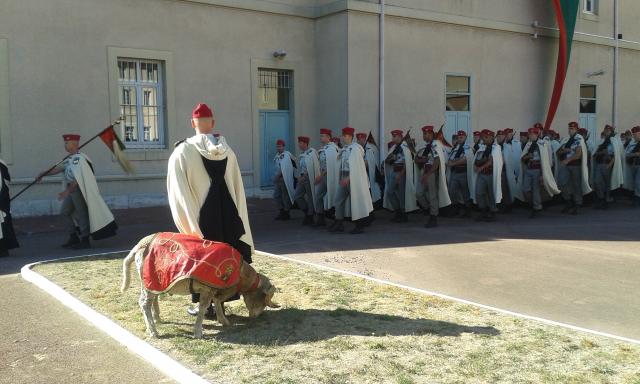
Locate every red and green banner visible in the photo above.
<box><xmin>544</xmin><ymin>0</ymin><xmax>580</xmax><ymax>130</ymax></box>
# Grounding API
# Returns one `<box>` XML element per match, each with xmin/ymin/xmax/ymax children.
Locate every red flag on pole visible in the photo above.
<box><xmin>99</xmin><ymin>125</ymin><xmax>135</xmax><ymax>174</ymax></box>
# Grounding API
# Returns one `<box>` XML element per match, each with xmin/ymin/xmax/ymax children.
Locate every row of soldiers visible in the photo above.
<box><xmin>272</xmin><ymin>122</ymin><xmax>640</xmax><ymax>230</ymax></box>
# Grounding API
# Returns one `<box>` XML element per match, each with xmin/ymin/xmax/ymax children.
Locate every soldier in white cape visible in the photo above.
<box><xmin>328</xmin><ymin>127</ymin><xmax>373</xmax><ymax>234</ymax></box>
<box><xmin>314</xmin><ymin>129</ymin><xmax>339</xmax><ymax>227</ymax></box>
<box><xmin>592</xmin><ymin>125</ymin><xmax>624</xmax><ymax>209</ymax></box>
<box><xmin>556</xmin><ymin>122</ymin><xmax>591</xmax><ymax>215</ymax></box>
<box><xmin>357</xmin><ymin>133</ymin><xmax>383</xmax><ymax>207</ymax></box>
<box><xmin>624</xmin><ymin>126</ymin><xmax>640</xmax><ymax>206</ymax></box>
<box><xmin>445</xmin><ymin>130</ymin><xmax>475</xmax><ymax>218</ymax></box>
<box><xmin>472</xmin><ymin>130</ymin><xmax>503</xmax><ymax>222</ymax></box>
<box><xmin>503</xmin><ymin>128</ymin><xmax>524</xmax><ymax>203</ymax></box>
<box><xmin>414</xmin><ymin>125</ymin><xmax>450</xmax><ymax>228</ymax></box>
<box><xmin>383</xmin><ymin>129</ymin><xmax>417</xmax><ymax>222</ymax></box>
<box><xmin>272</xmin><ymin>139</ymin><xmax>296</xmax><ymax>221</ymax></box>
<box><xmin>167</xmin><ymin>103</ymin><xmax>254</xmax><ymax>319</ymax></box>
<box><xmin>518</xmin><ymin>127</ymin><xmax>561</xmax><ymax>218</ymax></box>
<box><xmin>37</xmin><ymin>134</ymin><xmax>117</xmax><ymax>249</ymax></box>
<box><xmin>294</xmin><ymin>136</ymin><xmax>321</xmax><ymax>226</ymax></box>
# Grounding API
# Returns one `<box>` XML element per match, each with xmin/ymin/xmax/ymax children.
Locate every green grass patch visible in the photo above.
<box><xmin>33</xmin><ymin>253</ymin><xmax>640</xmax><ymax>383</ymax></box>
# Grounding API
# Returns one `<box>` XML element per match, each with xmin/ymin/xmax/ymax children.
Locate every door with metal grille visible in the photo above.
<box><xmin>259</xmin><ymin>69</ymin><xmax>293</xmax><ymax>187</ymax></box>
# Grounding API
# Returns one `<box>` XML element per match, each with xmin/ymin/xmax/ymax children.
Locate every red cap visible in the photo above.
<box><xmin>632</xmin><ymin>126</ymin><xmax>640</xmax><ymax>134</ymax></box>
<box><xmin>504</xmin><ymin>128</ymin><xmax>514</xmax><ymax>134</ymax></box>
<box><xmin>391</xmin><ymin>129</ymin><xmax>404</xmax><ymax>137</ymax></box>
<box><xmin>568</xmin><ymin>121</ymin><xmax>579</xmax><ymax>129</ymax></box>
<box><xmin>528</xmin><ymin>127</ymin><xmax>541</xmax><ymax>135</ymax></box>
<box><xmin>481</xmin><ymin>129</ymin><xmax>495</xmax><ymax>137</ymax></box>
<box><xmin>192</xmin><ymin>103</ymin><xmax>213</xmax><ymax>119</ymax></box>
<box><xmin>63</xmin><ymin>134</ymin><xmax>81</xmax><ymax>142</ymax></box>
<box><xmin>320</xmin><ymin>128</ymin><xmax>332</xmax><ymax>136</ymax></box>
<box><xmin>604</xmin><ymin>124</ymin><xmax>614</xmax><ymax>132</ymax></box>
<box><xmin>356</xmin><ymin>133</ymin><xmax>367</xmax><ymax>140</ymax></box>
<box><xmin>534</xmin><ymin>123</ymin><xmax>543</xmax><ymax>129</ymax></box>
<box><xmin>457</xmin><ymin>130</ymin><xmax>467</xmax><ymax>137</ymax></box>
<box><xmin>276</xmin><ymin>139</ymin><xmax>285</xmax><ymax>146</ymax></box>
<box><xmin>473</xmin><ymin>131</ymin><xmax>481</xmax><ymax>137</ymax></box>
<box><xmin>297</xmin><ymin>136</ymin><xmax>310</xmax><ymax>144</ymax></box>
<box><xmin>421</xmin><ymin>126</ymin><xmax>434</xmax><ymax>134</ymax></box>
<box><xmin>342</xmin><ymin>126</ymin><xmax>355</xmax><ymax>136</ymax></box>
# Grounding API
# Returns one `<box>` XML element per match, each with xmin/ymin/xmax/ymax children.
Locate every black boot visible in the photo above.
<box><xmin>391</xmin><ymin>210</ymin><xmax>402</xmax><ymax>223</ymax></box>
<box><xmin>561</xmin><ymin>202</ymin><xmax>573</xmax><ymax>214</ymax></box>
<box><xmin>424</xmin><ymin>215</ymin><xmax>438</xmax><ymax>228</ymax></box>
<box><xmin>329</xmin><ymin>220</ymin><xmax>344</xmax><ymax>233</ymax></box>
<box><xmin>349</xmin><ymin>221</ymin><xmax>365</xmax><ymax>235</ymax></box>
<box><xmin>313</xmin><ymin>214</ymin><xmax>326</xmax><ymax>227</ymax></box>
<box><xmin>275</xmin><ymin>209</ymin><xmax>286</xmax><ymax>220</ymax></box>
<box><xmin>302</xmin><ymin>215</ymin><xmax>314</xmax><ymax>226</ymax></box>
<box><xmin>61</xmin><ymin>233</ymin><xmax>80</xmax><ymax>249</ymax></box>
<box><xmin>70</xmin><ymin>236</ymin><xmax>91</xmax><ymax>250</ymax></box>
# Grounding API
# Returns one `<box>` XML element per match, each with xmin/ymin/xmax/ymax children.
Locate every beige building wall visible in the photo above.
<box><xmin>0</xmin><ymin>0</ymin><xmax>638</xmax><ymax>216</ymax></box>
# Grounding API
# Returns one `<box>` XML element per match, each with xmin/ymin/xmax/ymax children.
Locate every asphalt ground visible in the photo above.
<box><xmin>1</xmin><ymin>197</ymin><xmax>639</xmax><ymax>383</ymax></box>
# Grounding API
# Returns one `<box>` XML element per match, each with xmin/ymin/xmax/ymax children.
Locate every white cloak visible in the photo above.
<box><xmin>518</xmin><ymin>140</ymin><xmax>561</xmax><ymax>197</ymax></box>
<box><xmin>610</xmin><ymin>134</ymin><xmax>624</xmax><ymax>190</ymax></box>
<box><xmin>341</xmin><ymin>143</ymin><xmax>374</xmax><ymax>220</ymax></box>
<box><xmin>300</xmin><ymin>147</ymin><xmax>321</xmax><ymax>211</ymax></box>
<box><xmin>323</xmin><ymin>143</ymin><xmax>340</xmax><ymax>210</ymax></box>
<box><xmin>559</xmin><ymin>134</ymin><xmax>592</xmax><ymax>195</ymax></box>
<box><xmin>550</xmin><ymin>139</ymin><xmax>561</xmax><ymax>181</ymax></box>
<box><xmin>68</xmin><ymin>153</ymin><xmax>116</xmax><ymax>237</ymax></box>
<box><xmin>276</xmin><ymin>151</ymin><xmax>296</xmax><ymax>204</ymax></box>
<box><xmin>364</xmin><ymin>143</ymin><xmax>382</xmax><ymax>203</ymax></box>
<box><xmin>167</xmin><ymin>134</ymin><xmax>253</xmax><ymax>253</ymax></box>
<box><xmin>415</xmin><ymin>141</ymin><xmax>451</xmax><ymax>208</ymax></box>
<box><xmin>502</xmin><ymin>142</ymin><xmax>524</xmax><ymax>201</ymax></box>
<box><xmin>383</xmin><ymin>142</ymin><xmax>418</xmax><ymax>212</ymax></box>
<box><xmin>472</xmin><ymin>143</ymin><xmax>503</xmax><ymax>204</ymax></box>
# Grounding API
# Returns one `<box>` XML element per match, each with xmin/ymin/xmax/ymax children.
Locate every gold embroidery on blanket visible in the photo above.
<box><xmin>154</xmin><ymin>233</ymin><xmax>238</xmax><ymax>279</ymax></box>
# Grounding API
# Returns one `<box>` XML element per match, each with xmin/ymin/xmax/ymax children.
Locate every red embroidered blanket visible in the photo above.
<box><xmin>143</xmin><ymin>232</ymin><xmax>242</xmax><ymax>293</ymax></box>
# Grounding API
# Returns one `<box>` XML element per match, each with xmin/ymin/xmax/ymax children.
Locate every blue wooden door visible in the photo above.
<box><xmin>445</xmin><ymin>111</ymin><xmax>471</xmax><ymax>145</ymax></box>
<box><xmin>260</xmin><ymin>111</ymin><xmax>291</xmax><ymax>187</ymax></box>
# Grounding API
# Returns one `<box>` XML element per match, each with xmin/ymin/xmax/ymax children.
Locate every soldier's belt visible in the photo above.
<box><xmin>452</xmin><ymin>166</ymin><xmax>466</xmax><ymax>173</ymax></box>
<box><xmin>527</xmin><ymin>161</ymin><xmax>541</xmax><ymax>170</ymax></box>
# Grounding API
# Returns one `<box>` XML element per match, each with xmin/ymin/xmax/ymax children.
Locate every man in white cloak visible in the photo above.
<box><xmin>414</xmin><ymin>125</ymin><xmax>450</xmax><ymax>228</ymax></box>
<box><xmin>314</xmin><ymin>128</ymin><xmax>339</xmax><ymax>227</ymax></box>
<box><xmin>473</xmin><ymin>129</ymin><xmax>503</xmax><ymax>222</ymax></box>
<box><xmin>294</xmin><ymin>136</ymin><xmax>320</xmax><ymax>226</ymax></box>
<box><xmin>37</xmin><ymin>134</ymin><xmax>117</xmax><ymax>249</ymax></box>
<box><xmin>328</xmin><ymin>127</ymin><xmax>373</xmax><ymax>234</ymax></box>
<box><xmin>167</xmin><ymin>103</ymin><xmax>254</xmax><ymax>319</ymax></box>
<box><xmin>519</xmin><ymin>127</ymin><xmax>561</xmax><ymax>218</ymax></box>
<box><xmin>272</xmin><ymin>139</ymin><xmax>296</xmax><ymax>221</ymax></box>
<box><xmin>592</xmin><ymin>125</ymin><xmax>623</xmax><ymax>209</ymax></box>
<box><xmin>357</xmin><ymin>133</ymin><xmax>383</xmax><ymax>208</ymax></box>
<box><xmin>556</xmin><ymin>122</ymin><xmax>591</xmax><ymax>215</ymax></box>
<box><xmin>383</xmin><ymin>129</ymin><xmax>417</xmax><ymax>223</ymax></box>
<box><xmin>624</xmin><ymin>126</ymin><xmax>640</xmax><ymax>206</ymax></box>
<box><xmin>446</xmin><ymin>130</ymin><xmax>475</xmax><ymax>218</ymax></box>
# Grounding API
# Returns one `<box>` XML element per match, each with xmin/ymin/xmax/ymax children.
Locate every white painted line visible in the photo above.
<box><xmin>256</xmin><ymin>250</ymin><xmax>640</xmax><ymax>346</ymax></box>
<box><xmin>21</xmin><ymin>252</ymin><xmax>212</xmax><ymax>384</ymax></box>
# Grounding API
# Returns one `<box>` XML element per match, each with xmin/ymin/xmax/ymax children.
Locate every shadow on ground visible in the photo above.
<box><xmin>158</xmin><ymin>308</ymin><xmax>500</xmax><ymax>345</ymax></box>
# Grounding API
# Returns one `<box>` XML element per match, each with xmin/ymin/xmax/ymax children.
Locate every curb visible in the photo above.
<box><xmin>255</xmin><ymin>250</ymin><xmax>640</xmax><ymax>346</ymax></box>
<box><xmin>21</xmin><ymin>250</ymin><xmax>212</xmax><ymax>384</ymax></box>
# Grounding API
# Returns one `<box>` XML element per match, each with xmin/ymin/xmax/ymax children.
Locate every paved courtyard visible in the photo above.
<box><xmin>1</xmin><ymin>198</ymin><xmax>639</xmax><ymax>383</ymax></box>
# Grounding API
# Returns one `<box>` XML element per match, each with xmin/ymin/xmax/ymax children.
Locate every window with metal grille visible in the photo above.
<box><xmin>117</xmin><ymin>58</ymin><xmax>165</xmax><ymax>148</ymax></box>
<box><xmin>446</xmin><ymin>75</ymin><xmax>470</xmax><ymax>111</ymax></box>
<box><xmin>258</xmin><ymin>69</ymin><xmax>292</xmax><ymax>111</ymax></box>
<box><xmin>580</xmin><ymin>84</ymin><xmax>596</xmax><ymax>113</ymax></box>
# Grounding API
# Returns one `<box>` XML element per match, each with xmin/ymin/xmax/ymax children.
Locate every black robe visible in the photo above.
<box><xmin>0</xmin><ymin>162</ymin><xmax>19</xmax><ymax>254</ymax></box>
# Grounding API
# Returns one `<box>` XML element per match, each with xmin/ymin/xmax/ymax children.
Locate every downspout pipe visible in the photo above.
<box><xmin>379</xmin><ymin>0</ymin><xmax>385</xmax><ymax>163</ymax></box>
<box><xmin>613</xmin><ymin>0</ymin><xmax>619</xmax><ymax>127</ymax></box>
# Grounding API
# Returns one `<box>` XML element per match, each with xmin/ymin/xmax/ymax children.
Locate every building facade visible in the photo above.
<box><xmin>1</xmin><ymin>0</ymin><xmax>638</xmax><ymax>216</ymax></box>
